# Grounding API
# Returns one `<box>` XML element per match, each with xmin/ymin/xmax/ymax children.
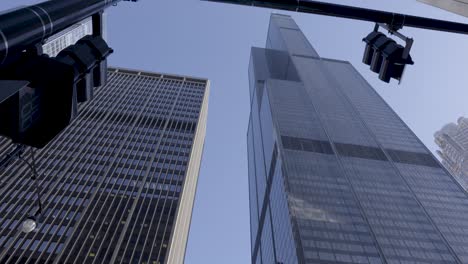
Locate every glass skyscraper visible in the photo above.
<box><xmin>248</xmin><ymin>13</ymin><xmax>468</xmax><ymax>264</ymax></box>
<box><xmin>435</xmin><ymin>117</ymin><xmax>468</xmax><ymax>190</ymax></box>
<box><xmin>0</xmin><ymin>67</ymin><xmax>209</xmax><ymax>264</ymax></box>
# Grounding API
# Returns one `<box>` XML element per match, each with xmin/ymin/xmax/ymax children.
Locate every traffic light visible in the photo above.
<box><xmin>362</xmin><ymin>24</ymin><xmax>414</xmax><ymax>83</ymax></box>
<box><xmin>362</xmin><ymin>31</ymin><xmax>385</xmax><ymax>65</ymax></box>
<box><xmin>0</xmin><ymin>35</ymin><xmax>113</xmax><ymax>148</ymax></box>
<box><xmin>379</xmin><ymin>41</ymin><xmax>413</xmax><ymax>83</ymax></box>
<box><xmin>56</xmin><ymin>35</ymin><xmax>113</xmax><ymax>103</ymax></box>
<box><xmin>0</xmin><ymin>55</ymin><xmax>78</xmax><ymax>148</ymax></box>
<box><xmin>369</xmin><ymin>36</ymin><xmax>396</xmax><ymax>74</ymax></box>
<box><xmin>77</xmin><ymin>36</ymin><xmax>113</xmax><ymax>88</ymax></box>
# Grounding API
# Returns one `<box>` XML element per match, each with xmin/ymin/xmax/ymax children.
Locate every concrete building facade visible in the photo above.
<box><xmin>0</xmin><ymin>67</ymin><xmax>209</xmax><ymax>264</ymax></box>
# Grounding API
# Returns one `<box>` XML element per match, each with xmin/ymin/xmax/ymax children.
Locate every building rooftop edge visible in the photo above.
<box><xmin>108</xmin><ymin>66</ymin><xmax>210</xmax><ymax>84</ymax></box>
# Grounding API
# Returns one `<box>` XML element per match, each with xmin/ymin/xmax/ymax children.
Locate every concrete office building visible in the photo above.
<box><xmin>435</xmin><ymin>117</ymin><xmax>468</xmax><ymax>189</ymax></box>
<box><xmin>248</xmin><ymin>13</ymin><xmax>468</xmax><ymax>264</ymax></box>
<box><xmin>0</xmin><ymin>67</ymin><xmax>209</xmax><ymax>264</ymax></box>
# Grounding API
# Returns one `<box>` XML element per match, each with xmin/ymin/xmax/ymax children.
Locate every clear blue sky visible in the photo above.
<box><xmin>1</xmin><ymin>1</ymin><xmax>468</xmax><ymax>263</ymax></box>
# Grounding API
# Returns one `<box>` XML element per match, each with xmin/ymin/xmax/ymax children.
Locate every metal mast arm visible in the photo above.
<box><xmin>0</xmin><ymin>0</ymin><xmax>122</xmax><ymax>64</ymax></box>
<box><xmin>203</xmin><ymin>0</ymin><xmax>468</xmax><ymax>34</ymax></box>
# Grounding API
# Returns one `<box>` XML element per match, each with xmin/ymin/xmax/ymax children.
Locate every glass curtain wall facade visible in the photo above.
<box><xmin>0</xmin><ymin>67</ymin><xmax>209</xmax><ymax>264</ymax></box>
<box><xmin>435</xmin><ymin>117</ymin><xmax>468</xmax><ymax>190</ymax></box>
<box><xmin>248</xmin><ymin>13</ymin><xmax>468</xmax><ymax>264</ymax></box>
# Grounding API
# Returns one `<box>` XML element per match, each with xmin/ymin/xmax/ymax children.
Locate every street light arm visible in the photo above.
<box><xmin>203</xmin><ymin>0</ymin><xmax>468</xmax><ymax>35</ymax></box>
<box><xmin>0</xmin><ymin>0</ymin><xmax>122</xmax><ymax>65</ymax></box>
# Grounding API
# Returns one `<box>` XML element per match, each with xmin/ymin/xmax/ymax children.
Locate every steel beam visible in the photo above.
<box><xmin>0</xmin><ymin>0</ymin><xmax>121</xmax><ymax>64</ymax></box>
<box><xmin>203</xmin><ymin>0</ymin><xmax>468</xmax><ymax>34</ymax></box>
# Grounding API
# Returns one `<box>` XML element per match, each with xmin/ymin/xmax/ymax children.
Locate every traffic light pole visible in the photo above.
<box><xmin>0</xmin><ymin>0</ymin><xmax>121</xmax><ymax>65</ymax></box>
<box><xmin>203</xmin><ymin>0</ymin><xmax>468</xmax><ymax>35</ymax></box>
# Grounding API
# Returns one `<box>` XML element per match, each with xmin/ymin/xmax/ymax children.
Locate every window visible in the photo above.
<box><xmin>386</xmin><ymin>149</ymin><xmax>440</xmax><ymax>168</ymax></box>
<box><xmin>335</xmin><ymin>143</ymin><xmax>387</xmax><ymax>161</ymax></box>
<box><xmin>281</xmin><ymin>136</ymin><xmax>333</xmax><ymax>154</ymax></box>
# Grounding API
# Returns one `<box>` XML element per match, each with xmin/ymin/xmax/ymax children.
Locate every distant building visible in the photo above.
<box><xmin>418</xmin><ymin>0</ymin><xmax>468</xmax><ymax>17</ymax></box>
<box><xmin>435</xmin><ymin>117</ymin><xmax>468</xmax><ymax>189</ymax></box>
<box><xmin>42</xmin><ymin>18</ymin><xmax>93</xmax><ymax>57</ymax></box>
<box><xmin>248</xmin><ymin>13</ymin><xmax>468</xmax><ymax>263</ymax></box>
<box><xmin>0</xmin><ymin>67</ymin><xmax>209</xmax><ymax>264</ymax></box>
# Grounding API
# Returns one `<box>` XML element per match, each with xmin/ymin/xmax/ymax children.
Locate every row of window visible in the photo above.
<box><xmin>281</xmin><ymin>135</ymin><xmax>440</xmax><ymax>168</ymax></box>
<box><xmin>0</xmin><ymin>237</ymin><xmax>64</xmax><ymax>254</ymax></box>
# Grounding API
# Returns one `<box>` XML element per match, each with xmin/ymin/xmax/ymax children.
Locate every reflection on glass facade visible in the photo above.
<box><xmin>0</xmin><ymin>67</ymin><xmax>209</xmax><ymax>264</ymax></box>
<box><xmin>248</xmin><ymin>13</ymin><xmax>468</xmax><ymax>264</ymax></box>
<box><xmin>435</xmin><ymin>117</ymin><xmax>468</xmax><ymax>190</ymax></box>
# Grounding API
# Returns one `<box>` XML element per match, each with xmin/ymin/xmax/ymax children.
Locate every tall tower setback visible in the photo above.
<box><xmin>435</xmin><ymin>117</ymin><xmax>468</xmax><ymax>190</ymax></box>
<box><xmin>248</xmin><ymin>14</ymin><xmax>468</xmax><ymax>264</ymax></box>
<box><xmin>0</xmin><ymin>67</ymin><xmax>209</xmax><ymax>264</ymax></box>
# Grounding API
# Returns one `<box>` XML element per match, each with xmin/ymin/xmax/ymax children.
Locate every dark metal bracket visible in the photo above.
<box><xmin>375</xmin><ymin>23</ymin><xmax>413</xmax><ymax>61</ymax></box>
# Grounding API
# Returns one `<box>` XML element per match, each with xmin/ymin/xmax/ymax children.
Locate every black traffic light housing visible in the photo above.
<box><xmin>379</xmin><ymin>42</ymin><xmax>414</xmax><ymax>83</ymax></box>
<box><xmin>0</xmin><ymin>55</ymin><xmax>77</xmax><ymax>148</ymax></box>
<box><xmin>0</xmin><ymin>35</ymin><xmax>113</xmax><ymax>148</ymax></box>
<box><xmin>362</xmin><ymin>31</ymin><xmax>385</xmax><ymax>65</ymax></box>
<box><xmin>77</xmin><ymin>36</ymin><xmax>113</xmax><ymax>88</ymax></box>
<box><xmin>369</xmin><ymin>36</ymin><xmax>396</xmax><ymax>74</ymax></box>
<box><xmin>362</xmin><ymin>23</ymin><xmax>414</xmax><ymax>84</ymax></box>
<box><xmin>55</xmin><ymin>35</ymin><xmax>113</xmax><ymax>103</ymax></box>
